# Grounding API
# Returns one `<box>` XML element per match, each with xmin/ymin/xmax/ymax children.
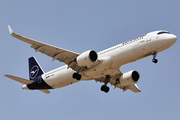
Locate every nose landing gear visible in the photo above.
<box><xmin>152</xmin><ymin>51</ymin><xmax>158</xmax><ymax>63</ymax></box>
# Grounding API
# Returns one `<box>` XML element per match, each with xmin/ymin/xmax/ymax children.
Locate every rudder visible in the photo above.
<box><xmin>29</xmin><ymin>57</ymin><xmax>44</xmax><ymax>81</ymax></box>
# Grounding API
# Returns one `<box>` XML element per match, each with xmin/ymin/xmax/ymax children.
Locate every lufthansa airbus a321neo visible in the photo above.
<box><xmin>4</xmin><ymin>25</ymin><xmax>177</xmax><ymax>94</ymax></box>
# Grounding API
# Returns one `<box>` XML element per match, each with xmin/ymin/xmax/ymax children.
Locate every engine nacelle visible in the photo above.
<box><xmin>119</xmin><ymin>70</ymin><xmax>140</xmax><ymax>86</ymax></box>
<box><xmin>76</xmin><ymin>50</ymin><xmax>98</xmax><ymax>67</ymax></box>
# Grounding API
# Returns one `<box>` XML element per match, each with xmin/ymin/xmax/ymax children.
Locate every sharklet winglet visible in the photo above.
<box><xmin>8</xmin><ymin>25</ymin><xmax>14</xmax><ymax>35</ymax></box>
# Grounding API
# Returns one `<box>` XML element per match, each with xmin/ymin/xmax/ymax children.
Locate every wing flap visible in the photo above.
<box><xmin>4</xmin><ymin>74</ymin><xmax>33</xmax><ymax>84</ymax></box>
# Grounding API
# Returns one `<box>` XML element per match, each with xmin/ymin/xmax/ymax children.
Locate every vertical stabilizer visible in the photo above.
<box><xmin>29</xmin><ymin>57</ymin><xmax>44</xmax><ymax>81</ymax></box>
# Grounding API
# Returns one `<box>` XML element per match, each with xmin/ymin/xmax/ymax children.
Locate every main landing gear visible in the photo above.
<box><xmin>101</xmin><ymin>85</ymin><xmax>110</xmax><ymax>93</ymax></box>
<box><xmin>152</xmin><ymin>51</ymin><xmax>158</xmax><ymax>64</ymax></box>
<box><xmin>72</xmin><ymin>72</ymin><xmax>81</xmax><ymax>80</ymax></box>
<box><xmin>101</xmin><ymin>75</ymin><xmax>110</xmax><ymax>93</ymax></box>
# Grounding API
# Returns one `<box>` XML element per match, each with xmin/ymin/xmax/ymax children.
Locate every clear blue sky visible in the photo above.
<box><xmin>1</xmin><ymin>0</ymin><xmax>180</xmax><ymax>120</ymax></box>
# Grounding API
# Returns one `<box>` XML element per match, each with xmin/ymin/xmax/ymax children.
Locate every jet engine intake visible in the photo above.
<box><xmin>119</xmin><ymin>70</ymin><xmax>140</xmax><ymax>86</ymax></box>
<box><xmin>76</xmin><ymin>50</ymin><xmax>98</xmax><ymax>67</ymax></box>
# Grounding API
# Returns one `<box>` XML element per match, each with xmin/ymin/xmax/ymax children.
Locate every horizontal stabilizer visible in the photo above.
<box><xmin>39</xmin><ymin>90</ymin><xmax>50</xmax><ymax>94</ymax></box>
<box><xmin>4</xmin><ymin>74</ymin><xmax>33</xmax><ymax>84</ymax></box>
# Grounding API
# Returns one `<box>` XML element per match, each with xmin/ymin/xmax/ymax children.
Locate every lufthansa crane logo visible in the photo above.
<box><xmin>30</xmin><ymin>65</ymin><xmax>39</xmax><ymax>79</ymax></box>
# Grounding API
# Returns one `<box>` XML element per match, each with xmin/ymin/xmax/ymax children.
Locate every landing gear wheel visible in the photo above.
<box><xmin>101</xmin><ymin>85</ymin><xmax>106</xmax><ymax>91</ymax></box>
<box><xmin>72</xmin><ymin>73</ymin><xmax>78</xmax><ymax>79</ymax></box>
<box><xmin>76</xmin><ymin>74</ymin><xmax>81</xmax><ymax>80</ymax></box>
<box><xmin>101</xmin><ymin>85</ymin><xmax>110</xmax><ymax>93</ymax></box>
<box><xmin>72</xmin><ymin>73</ymin><xmax>81</xmax><ymax>80</ymax></box>
<box><xmin>104</xmin><ymin>87</ymin><xmax>109</xmax><ymax>93</ymax></box>
<box><xmin>152</xmin><ymin>58</ymin><xmax>158</xmax><ymax>63</ymax></box>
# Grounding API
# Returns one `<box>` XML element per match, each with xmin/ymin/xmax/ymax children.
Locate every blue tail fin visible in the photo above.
<box><xmin>29</xmin><ymin>57</ymin><xmax>44</xmax><ymax>81</ymax></box>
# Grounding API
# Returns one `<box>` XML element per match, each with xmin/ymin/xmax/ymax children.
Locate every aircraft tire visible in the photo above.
<box><xmin>152</xmin><ymin>59</ymin><xmax>158</xmax><ymax>63</ymax></box>
<box><xmin>76</xmin><ymin>74</ymin><xmax>81</xmax><ymax>80</ymax></box>
<box><xmin>72</xmin><ymin>73</ymin><xmax>78</xmax><ymax>79</ymax></box>
<box><xmin>101</xmin><ymin>85</ymin><xmax>109</xmax><ymax>93</ymax></box>
<box><xmin>72</xmin><ymin>73</ymin><xmax>81</xmax><ymax>80</ymax></box>
<box><xmin>101</xmin><ymin>85</ymin><xmax>106</xmax><ymax>91</ymax></box>
<box><xmin>104</xmin><ymin>86</ymin><xmax>109</xmax><ymax>93</ymax></box>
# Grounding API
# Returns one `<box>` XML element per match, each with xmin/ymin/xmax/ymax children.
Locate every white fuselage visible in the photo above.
<box><xmin>41</xmin><ymin>31</ymin><xmax>177</xmax><ymax>89</ymax></box>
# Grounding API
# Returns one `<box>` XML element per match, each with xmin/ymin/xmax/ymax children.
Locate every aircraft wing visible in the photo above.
<box><xmin>128</xmin><ymin>84</ymin><xmax>141</xmax><ymax>93</ymax></box>
<box><xmin>8</xmin><ymin>25</ymin><xmax>80</xmax><ymax>71</ymax></box>
<box><xmin>95</xmin><ymin>69</ymin><xmax>141</xmax><ymax>93</ymax></box>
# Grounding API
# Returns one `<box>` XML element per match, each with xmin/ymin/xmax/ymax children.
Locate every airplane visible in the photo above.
<box><xmin>4</xmin><ymin>25</ymin><xmax>177</xmax><ymax>94</ymax></box>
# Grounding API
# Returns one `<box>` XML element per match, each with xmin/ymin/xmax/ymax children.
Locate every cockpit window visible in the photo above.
<box><xmin>157</xmin><ymin>31</ymin><xmax>170</xmax><ymax>35</ymax></box>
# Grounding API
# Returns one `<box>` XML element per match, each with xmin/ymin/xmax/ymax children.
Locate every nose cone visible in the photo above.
<box><xmin>22</xmin><ymin>85</ymin><xmax>29</xmax><ymax>90</ymax></box>
<box><xmin>164</xmin><ymin>34</ymin><xmax>177</xmax><ymax>46</ymax></box>
<box><xmin>167</xmin><ymin>34</ymin><xmax>177</xmax><ymax>44</ymax></box>
<box><xmin>170</xmin><ymin>34</ymin><xmax>177</xmax><ymax>42</ymax></box>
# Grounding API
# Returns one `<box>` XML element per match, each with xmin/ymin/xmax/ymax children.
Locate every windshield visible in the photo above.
<box><xmin>157</xmin><ymin>31</ymin><xmax>170</xmax><ymax>35</ymax></box>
